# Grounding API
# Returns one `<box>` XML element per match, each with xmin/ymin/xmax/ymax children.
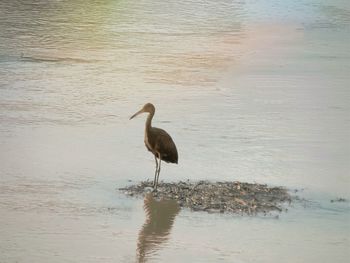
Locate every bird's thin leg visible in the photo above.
<box><xmin>155</xmin><ymin>155</ymin><xmax>162</xmax><ymax>190</ymax></box>
<box><xmin>153</xmin><ymin>155</ymin><xmax>158</xmax><ymax>188</ymax></box>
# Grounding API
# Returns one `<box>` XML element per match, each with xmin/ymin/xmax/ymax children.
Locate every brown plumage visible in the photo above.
<box><xmin>130</xmin><ymin>103</ymin><xmax>178</xmax><ymax>190</ymax></box>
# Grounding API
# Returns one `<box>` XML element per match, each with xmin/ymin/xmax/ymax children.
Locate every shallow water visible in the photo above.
<box><xmin>0</xmin><ymin>0</ymin><xmax>349</xmax><ymax>262</ymax></box>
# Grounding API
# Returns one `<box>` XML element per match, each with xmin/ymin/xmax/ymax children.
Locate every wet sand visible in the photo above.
<box><xmin>121</xmin><ymin>181</ymin><xmax>291</xmax><ymax>215</ymax></box>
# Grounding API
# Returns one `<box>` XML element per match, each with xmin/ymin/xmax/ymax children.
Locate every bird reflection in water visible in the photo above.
<box><xmin>137</xmin><ymin>193</ymin><xmax>180</xmax><ymax>262</ymax></box>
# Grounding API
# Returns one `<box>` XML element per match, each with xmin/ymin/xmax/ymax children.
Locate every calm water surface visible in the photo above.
<box><xmin>0</xmin><ymin>0</ymin><xmax>349</xmax><ymax>262</ymax></box>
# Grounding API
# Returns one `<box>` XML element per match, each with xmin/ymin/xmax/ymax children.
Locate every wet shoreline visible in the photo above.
<box><xmin>120</xmin><ymin>180</ymin><xmax>292</xmax><ymax>215</ymax></box>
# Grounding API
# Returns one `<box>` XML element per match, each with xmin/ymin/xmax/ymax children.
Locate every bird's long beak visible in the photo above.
<box><xmin>129</xmin><ymin>109</ymin><xmax>144</xmax><ymax>120</ymax></box>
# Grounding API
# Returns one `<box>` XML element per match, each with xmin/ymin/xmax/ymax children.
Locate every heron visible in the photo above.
<box><xmin>130</xmin><ymin>103</ymin><xmax>178</xmax><ymax>191</ymax></box>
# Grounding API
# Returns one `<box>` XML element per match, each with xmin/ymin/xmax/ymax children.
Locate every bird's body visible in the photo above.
<box><xmin>130</xmin><ymin>103</ymin><xmax>178</xmax><ymax>190</ymax></box>
<box><xmin>144</xmin><ymin>127</ymin><xmax>178</xmax><ymax>164</ymax></box>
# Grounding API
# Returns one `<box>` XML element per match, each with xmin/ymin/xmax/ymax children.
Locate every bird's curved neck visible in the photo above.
<box><xmin>145</xmin><ymin>111</ymin><xmax>154</xmax><ymax>131</ymax></box>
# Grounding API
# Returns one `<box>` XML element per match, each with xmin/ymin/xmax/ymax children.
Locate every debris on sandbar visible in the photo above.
<box><xmin>330</xmin><ymin>197</ymin><xmax>347</xmax><ymax>203</ymax></box>
<box><xmin>119</xmin><ymin>180</ymin><xmax>292</xmax><ymax>215</ymax></box>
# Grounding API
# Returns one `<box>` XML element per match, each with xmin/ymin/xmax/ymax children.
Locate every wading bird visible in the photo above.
<box><xmin>130</xmin><ymin>103</ymin><xmax>178</xmax><ymax>191</ymax></box>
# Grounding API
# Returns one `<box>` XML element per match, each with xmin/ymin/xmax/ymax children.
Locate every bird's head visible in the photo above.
<box><xmin>130</xmin><ymin>103</ymin><xmax>155</xmax><ymax>120</ymax></box>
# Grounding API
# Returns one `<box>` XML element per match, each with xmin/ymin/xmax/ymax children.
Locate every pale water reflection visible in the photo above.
<box><xmin>137</xmin><ymin>193</ymin><xmax>180</xmax><ymax>263</ymax></box>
